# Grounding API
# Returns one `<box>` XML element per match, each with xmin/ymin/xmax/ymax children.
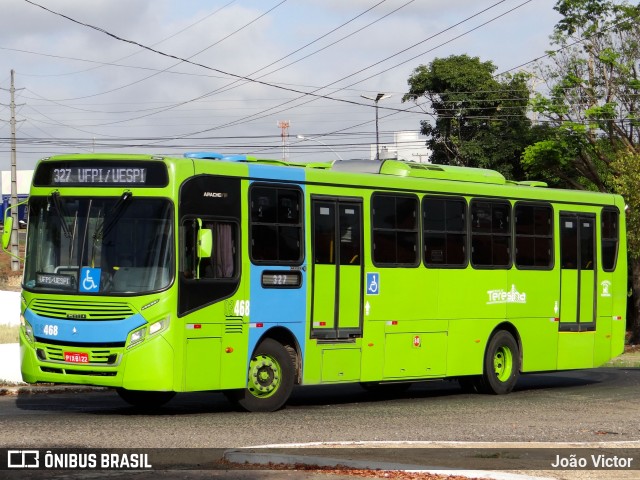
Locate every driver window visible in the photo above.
<box><xmin>181</xmin><ymin>219</ymin><xmax>237</xmax><ymax>280</ymax></box>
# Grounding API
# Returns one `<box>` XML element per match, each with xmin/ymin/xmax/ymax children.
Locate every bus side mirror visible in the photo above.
<box><xmin>2</xmin><ymin>216</ymin><xmax>13</xmax><ymax>250</ymax></box>
<box><xmin>194</xmin><ymin>219</ymin><xmax>212</xmax><ymax>281</ymax></box>
<box><xmin>197</xmin><ymin>228</ymin><xmax>212</xmax><ymax>259</ymax></box>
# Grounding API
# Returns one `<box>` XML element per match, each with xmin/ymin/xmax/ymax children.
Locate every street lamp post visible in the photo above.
<box><xmin>296</xmin><ymin>135</ymin><xmax>344</xmax><ymax>161</ymax></box>
<box><xmin>360</xmin><ymin>92</ymin><xmax>391</xmax><ymax>160</ymax></box>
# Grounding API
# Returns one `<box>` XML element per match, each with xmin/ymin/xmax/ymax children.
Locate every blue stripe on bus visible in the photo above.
<box><xmin>25</xmin><ymin>309</ymin><xmax>147</xmax><ymax>344</ymax></box>
<box><xmin>247</xmin><ymin>164</ymin><xmax>307</xmax><ymax>359</ymax></box>
<box><xmin>248</xmin><ymin>164</ymin><xmax>304</xmax><ymax>182</ymax></box>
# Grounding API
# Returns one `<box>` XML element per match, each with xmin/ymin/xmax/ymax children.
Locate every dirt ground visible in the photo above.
<box><xmin>0</xmin><ymin>254</ymin><xmax>22</xmax><ymax>292</ymax></box>
<box><xmin>0</xmin><ymin>229</ymin><xmax>24</xmax><ymax>292</ymax></box>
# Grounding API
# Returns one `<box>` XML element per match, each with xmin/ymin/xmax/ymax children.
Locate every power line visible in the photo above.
<box><xmin>21</xmin><ymin>0</ymin><xmax>289</xmax><ymax>102</ymax></box>
<box><xmin>157</xmin><ymin>0</ymin><xmax>530</xmax><ymax>143</ymax></box>
<box><xmin>22</xmin><ymin>0</ymin><xmax>513</xmax><ymax>120</ymax></box>
<box><xmin>17</xmin><ymin>0</ymin><xmax>240</xmax><ymax>78</ymax></box>
<box><xmin>17</xmin><ymin>0</ymin><xmax>551</xmax><ymax>153</ymax></box>
<box><xmin>21</xmin><ymin>0</ymin><xmax>401</xmax><ymax>122</ymax></box>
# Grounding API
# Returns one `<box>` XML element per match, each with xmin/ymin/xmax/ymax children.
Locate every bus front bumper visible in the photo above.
<box><xmin>20</xmin><ymin>329</ymin><xmax>175</xmax><ymax>391</ymax></box>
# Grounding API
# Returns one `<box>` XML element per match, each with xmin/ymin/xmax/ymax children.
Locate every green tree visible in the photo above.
<box><xmin>526</xmin><ymin>0</ymin><xmax>640</xmax><ymax>339</ymax></box>
<box><xmin>403</xmin><ymin>54</ymin><xmax>535</xmax><ymax>179</ymax></box>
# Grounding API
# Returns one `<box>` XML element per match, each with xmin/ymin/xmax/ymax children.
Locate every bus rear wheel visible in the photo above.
<box><xmin>116</xmin><ymin>388</ymin><xmax>176</xmax><ymax>408</ymax></box>
<box><xmin>481</xmin><ymin>330</ymin><xmax>520</xmax><ymax>395</ymax></box>
<box><xmin>227</xmin><ymin>338</ymin><xmax>295</xmax><ymax>412</ymax></box>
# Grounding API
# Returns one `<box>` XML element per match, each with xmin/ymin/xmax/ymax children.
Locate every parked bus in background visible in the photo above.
<box><xmin>1</xmin><ymin>152</ymin><xmax>626</xmax><ymax>411</ymax></box>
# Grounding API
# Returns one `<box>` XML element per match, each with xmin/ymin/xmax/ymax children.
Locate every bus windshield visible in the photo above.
<box><xmin>24</xmin><ymin>195</ymin><xmax>174</xmax><ymax>295</ymax></box>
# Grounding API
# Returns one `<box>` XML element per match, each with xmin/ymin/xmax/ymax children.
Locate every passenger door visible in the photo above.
<box><xmin>311</xmin><ymin>197</ymin><xmax>363</xmax><ymax>339</ymax></box>
<box><xmin>559</xmin><ymin>212</ymin><xmax>596</xmax><ymax>331</ymax></box>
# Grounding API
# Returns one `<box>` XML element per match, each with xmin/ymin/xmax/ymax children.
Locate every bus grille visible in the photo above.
<box><xmin>30</xmin><ymin>299</ymin><xmax>135</xmax><ymax>320</ymax></box>
<box><xmin>41</xmin><ymin>345</ymin><xmax>122</xmax><ymax>366</ymax></box>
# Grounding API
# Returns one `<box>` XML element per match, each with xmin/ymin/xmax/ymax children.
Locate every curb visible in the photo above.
<box><xmin>0</xmin><ymin>384</ymin><xmax>108</xmax><ymax>396</ymax></box>
<box><xmin>223</xmin><ymin>450</ymin><xmax>556</xmax><ymax>480</ymax></box>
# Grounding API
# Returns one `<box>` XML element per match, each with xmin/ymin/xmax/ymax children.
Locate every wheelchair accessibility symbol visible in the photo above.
<box><xmin>366</xmin><ymin>273</ymin><xmax>379</xmax><ymax>295</ymax></box>
<box><xmin>79</xmin><ymin>267</ymin><xmax>101</xmax><ymax>292</ymax></box>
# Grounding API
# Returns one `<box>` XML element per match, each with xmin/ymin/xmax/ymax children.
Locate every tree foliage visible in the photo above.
<box><xmin>527</xmin><ymin>0</ymin><xmax>640</xmax><ymax>340</ymax></box>
<box><xmin>403</xmin><ymin>54</ymin><xmax>535</xmax><ymax>180</ymax></box>
<box><xmin>525</xmin><ymin>0</ymin><xmax>640</xmax><ymax>192</ymax></box>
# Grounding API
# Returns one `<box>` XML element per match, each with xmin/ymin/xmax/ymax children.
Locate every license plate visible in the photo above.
<box><xmin>64</xmin><ymin>352</ymin><xmax>89</xmax><ymax>363</ymax></box>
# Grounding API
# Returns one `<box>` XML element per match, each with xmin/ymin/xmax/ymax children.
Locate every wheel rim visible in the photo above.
<box><xmin>247</xmin><ymin>354</ymin><xmax>282</xmax><ymax>399</ymax></box>
<box><xmin>493</xmin><ymin>345</ymin><xmax>513</xmax><ymax>382</ymax></box>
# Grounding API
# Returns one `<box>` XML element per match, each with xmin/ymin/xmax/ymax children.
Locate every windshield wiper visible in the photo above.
<box><xmin>49</xmin><ymin>191</ymin><xmax>73</xmax><ymax>239</ymax></box>
<box><xmin>93</xmin><ymin>191</ymin><xmax>132</xmax><ymax>241</ymax></box>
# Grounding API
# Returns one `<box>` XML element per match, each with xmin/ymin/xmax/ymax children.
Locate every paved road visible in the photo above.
<box><xmin>1</xmin><ymin>368</ymin><xmax>640</xmax><ymax>446</ymax></box>
<box><xmin>1</xmin><ymin>368</ymin><xmax>640</xmax><ymax>479</ymax></box>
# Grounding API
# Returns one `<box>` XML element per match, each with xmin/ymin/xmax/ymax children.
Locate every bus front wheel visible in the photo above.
<box><xmin>481</xmin><ymin>330</ymin><xmax>520</xmax><ymax>395</ymax></box>
<box><xmin>116</xmin><ymin>388</ymin><xmax>176</xmax><ymax>408</ymax></box>
<box><xmin>227</xmin><ymin>338</ymin><xmax>295</xmax><ymax>412</ymax></box>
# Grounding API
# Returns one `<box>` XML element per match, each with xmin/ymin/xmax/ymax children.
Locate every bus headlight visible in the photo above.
<box><xmin>149</xmin><ymin>316</ymin><xmax>170</xmax><ymax>336</ymax></box>
<box><xmin>127</xmin><ymin>316</ymin><xmax>169</xmax><ymax>349</ymax></box>
<box><xmin>128</xmin><ymin>328</ymin><xmax>146</xmax><ymax>348</ymax></box>
<box><xmin>20</xmin><ymin>315</ymin><xmax>34</xmax><ymax>343</ymax></box>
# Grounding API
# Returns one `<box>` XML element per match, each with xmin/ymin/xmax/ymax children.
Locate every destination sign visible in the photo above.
<box><xmin>33</xmin><ymin>161</ymin><xmax>168</xmax><ymax>187</ymax></box>
<box><xmin>51</xmin><ymin>167</ymin><xmax>147</xmax><ymax>185</ymax></box>
<box><xmin>36</xmin><ymin>273</ymin><xmax>75</xmax><ymax>288</ymax></box>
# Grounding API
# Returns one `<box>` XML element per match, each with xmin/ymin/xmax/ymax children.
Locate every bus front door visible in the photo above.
<box><xmin>559</xmin><ymin>212</ymin><xmax>596</xmax><ymax>331</ymax></box>
<box><xmin>311</xmin><ymin>198</ymin><xmax>363</xmax><ymax>339</ymax></box>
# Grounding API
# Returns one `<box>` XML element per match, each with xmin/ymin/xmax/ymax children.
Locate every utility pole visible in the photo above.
<box><xmin>9</xmin><ymin>69</ymin><xmax>20</xmax><ymax>271</ymax></box>
<box><xmin>1</xmin><ymin>70</ymin><xmax>24</xmax><ymax>271</ymax></box>
<box><xmin>361</xmin><ymin>93</ymin><xmax>391</xmax><ymax>160</ymax></box>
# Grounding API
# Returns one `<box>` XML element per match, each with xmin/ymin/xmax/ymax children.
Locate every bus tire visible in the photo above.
<box><xmin>116</xmin><ymin>388</ymin><xmax>175</xmax><ymax>408</ymax></box>
<box><xmin>481</xmin><ymin>330</ymin><xmax>520</xmax><ymax>395</ymax></box>
<box><xmin>228</xmin><ymin>338</ymin><xmax>295</xmax><ymax>412</ymax></box>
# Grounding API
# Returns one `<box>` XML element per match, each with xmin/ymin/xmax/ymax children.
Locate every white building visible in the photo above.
<box><xmin>369</xmin><ymin>131</ymin><xmax>431</xmax><ymax>163</ymax></box>
<box><xmin>1</xmin><ymin>170</ymin><xmax>33</xmax><ymax>196</ymax></box>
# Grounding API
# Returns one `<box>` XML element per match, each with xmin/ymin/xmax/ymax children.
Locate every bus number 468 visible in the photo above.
<box><xmin>43</xmin><ymin>325</ymin><xmax>59</xmax><ymax>336</ymax></box>
<box><xmin>233</xmin><ymin>300</ymin><xmax>250</xmax><ymax>316</ymax></box>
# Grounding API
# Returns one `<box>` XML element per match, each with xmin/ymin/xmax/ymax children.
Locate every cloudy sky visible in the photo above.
<box><xmin>0</xmin><ymin>0</ymin><xmax>561</xmax><ymax>170</ymax></box>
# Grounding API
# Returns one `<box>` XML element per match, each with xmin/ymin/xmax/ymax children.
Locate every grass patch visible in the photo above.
<box><xmin>0</xmin><ymin>324</ymin><xmax>19</xmax><ymax>344</ymax></box>
<box><xmin>605</xmin><ymin>353</ymin><xmax>640</xmax><ymax>368</ymax></box>
<box><xmin>604</xmin><ymin>345</ymin><xmax>640</xmax><ymax>368</ymax></box>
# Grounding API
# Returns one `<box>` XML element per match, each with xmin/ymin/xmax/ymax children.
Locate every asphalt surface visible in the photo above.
<box><xmin>2</xmin><ymin>368</ymin><xmax>640</xmax><ymax>480</ymax></box>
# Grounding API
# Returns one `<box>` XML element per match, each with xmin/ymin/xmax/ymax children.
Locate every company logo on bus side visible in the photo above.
<box><xmin>203</xmin><ymin>192</ymin><xmax>228</xmax><ymax>198</ymax></box>
<box><xmin>486</xmin><ymin>285</ymin><xmax>527</xmax><ymax>305</ymax></box>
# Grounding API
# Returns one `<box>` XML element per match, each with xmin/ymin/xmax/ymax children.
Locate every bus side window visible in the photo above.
<box><xmin>182</xmin><ymin>219</ymin><xmax>237</xmax><ymax>280</ymax></box>
<box><xmin>601</xmin><ymin>208</ymin><xmax>619</xmax><ymax>271</ymax></box>
<box><xmin>514</xmin><ymin>203</ymin><xmax>553</xmax><ymax>269</ymax></box>
<box><xmin>180</xmin><ymin>220</ymin><xmax>197</xmax><ymax>279</ymax></box>
<box><xmin>372</xmin><ymin>193</ymin><xmax>419</xmax><ymax>266</ymax></box>
<box><xmin>423</xmin><ymin>196</ymin><xmax>467</xmax><ymax>268</ymax></box>
<box><xmin>250</xmin><ymin>185</ymin><xmax>303</xmax><ymax>265</ymax></box>
<box><xmin>470</xmin><ymin>200</ymin><xmax>511</xmax><ymax>268</ymax></box>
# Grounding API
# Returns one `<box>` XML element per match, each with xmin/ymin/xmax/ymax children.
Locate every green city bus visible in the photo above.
<box><xmin>2</xmin><ymin>152</ymin><xmax>627</xmax><ymax>411</ymax></box>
